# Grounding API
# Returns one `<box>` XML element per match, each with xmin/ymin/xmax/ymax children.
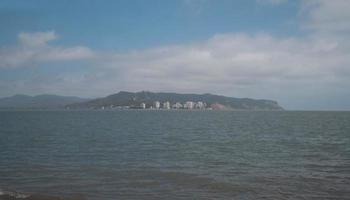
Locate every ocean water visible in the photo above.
<box><xmin>0</xmin><ymin>110</ymin><xmax>349</xmax><ymax>199</ymax></box>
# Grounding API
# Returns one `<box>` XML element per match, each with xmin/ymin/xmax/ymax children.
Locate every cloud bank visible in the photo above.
<box><xmin>0</xmin><ymin>31</ymin><xmax>94</xmax><ymax>68</ymax></box>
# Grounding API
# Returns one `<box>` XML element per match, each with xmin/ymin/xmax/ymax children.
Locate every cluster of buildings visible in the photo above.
<box><xmin>89</xmin><ymin>100</ymin><xmax>210</xmax><ymax>110</ymax></box>
<box><xmin>141</xmin><ymin>101</ymin><xmax>207</xmax><ymax>110</ymax></box>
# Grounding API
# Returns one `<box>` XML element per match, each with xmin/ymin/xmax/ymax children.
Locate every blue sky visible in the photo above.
<box><xmin>0</xmin><ymin>0</ymin><xmax>300</xmax><ymax>49</ymax></box>
<box><xmin>1</xmin><ymin>0</ymin><xmax>350</xmax><ymax>110</ymax></box>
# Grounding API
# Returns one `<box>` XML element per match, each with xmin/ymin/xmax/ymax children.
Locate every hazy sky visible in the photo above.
<box><xmin>0</xmin><ymin>0</ymin><xmax>350</xmax><ymax>110</ymax></box>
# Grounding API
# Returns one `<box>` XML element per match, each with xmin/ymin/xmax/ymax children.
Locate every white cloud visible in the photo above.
<box><xmin>301</xmin><ymin>0</ymin><xmax>350</xmax><ymax>33</ymax></box>
<box><xmin>18</xmin><ymin>31</ymin><xmax>57</xmax><ymax>47</ymax></box>
<box><xmin>0</xmin><ymin>31</ymin><xmax>94</xmax><ymax>68</ymax></box>
<box><xmin>93</xmin><ymin>32</ymin><xmax>349</xmax><ymax>97</ymax></box>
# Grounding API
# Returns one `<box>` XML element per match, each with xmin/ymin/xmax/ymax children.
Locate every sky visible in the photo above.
<box><xmin>0</xmin><ymin>0</ymin><xmax>350</xmax><ymax>110</ymax></box>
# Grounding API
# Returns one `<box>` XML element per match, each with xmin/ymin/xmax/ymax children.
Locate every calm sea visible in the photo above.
<box><xmin>0</xmin><ymin>111</ymin><xmax>349</xmax><ymax>199</ymax></box>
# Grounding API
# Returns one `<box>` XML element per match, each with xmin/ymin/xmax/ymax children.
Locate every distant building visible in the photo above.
<box><xmin>163</xmin><ymin>101</ymin><xmax>171</xmax><ymax>109</ymax></box>
<box><xmin>184</xmin><ymin>101</ymin><xmax>194</xmax><ymax>109</ymax></box>
<box><xmin>140</xmin><ymin>103</ymin><xmax>146</xmax><ymax>109</ymax></box>
<box><xmin>195</xmin><ymin>101</ymin><xmax>205</xmax><ymax>109</ymax></box>
<box><xmin>172</xmin><ymin>102</ymin><xmax>183</xmax><ymax>109</ymax></box>
<box><xmin>154</xmin><ymin>101</ymin><xmax>160</xmax><ymax>109</ymax></box>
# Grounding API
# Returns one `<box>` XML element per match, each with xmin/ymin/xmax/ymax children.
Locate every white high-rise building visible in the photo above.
<box><xmin>184</xmin><ymin>101</ymin><xmax>194</xmax><ymax>109</ymax></box>
<box><xmin>154</xmin><ymin>101</ymin><xmax>160</xmax><ymax>109</ymax></box>
<box><xmin>196</xmin><ymin>101</ymin><xmax>205</xmax><ymax>109</ymax></box>
<box><xmin>163</xmin><ymin>101</ymin><xmax>171</xmax><ymax>109</ymax></box>
<box><xmin>140</xmin><ymin>103</ymin><xmax>146</xmax><ymax>109</ymax></box>
<box><xmin>172</xmin><ymin>102</ymin><xmax>183</xmax><ymax>109</ymax></box>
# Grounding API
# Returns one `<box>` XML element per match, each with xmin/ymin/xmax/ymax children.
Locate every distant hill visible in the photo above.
<box><xmin>0</xmin><ymin>94</ymin><xmax>89</xmax><ymax>109</ymax></box>
<box><xmin>68</xmin><ymin>91</ymin><xmax>284</xmax><ymax>110</ymax></box>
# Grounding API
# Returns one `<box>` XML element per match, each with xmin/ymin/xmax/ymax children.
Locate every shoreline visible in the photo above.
<box><xmin>0</xmin><ymin>193</ymin><xmax>85</xmax><ymax>200</ymax></box>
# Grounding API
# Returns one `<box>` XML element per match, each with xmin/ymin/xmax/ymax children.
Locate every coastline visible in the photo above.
<box><xmin>0</xmin><ymin>192</ymin><xmax>85</xmax><ymax>200</ymax></box>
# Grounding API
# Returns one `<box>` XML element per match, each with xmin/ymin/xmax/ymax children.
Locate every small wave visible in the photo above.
<box><xmin>0</xmin><ymin>189</ymin><xmax>29</xmax><ymax>199</ymax></box>
<box><xmin>0</xmin><ymin>189</ymin><xmax>87</xmax><ymax>200</ymax></box>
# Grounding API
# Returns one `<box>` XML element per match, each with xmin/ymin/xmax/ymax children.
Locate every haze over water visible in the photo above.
<box><xmin>1</xmin><ymin>110</ymin><xmax>349</xmax><ymax>199</ymax></box>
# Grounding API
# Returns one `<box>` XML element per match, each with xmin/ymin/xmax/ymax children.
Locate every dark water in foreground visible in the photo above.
<box><xmin>0</xmin><ymin>111</ymin><xmax>349</xmax><ymax>199</ymax></box>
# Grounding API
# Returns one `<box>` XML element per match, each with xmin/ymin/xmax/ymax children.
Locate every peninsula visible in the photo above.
<box><xmin>67</xmin><ymin>91</ymin><xmax>284</xmax><ymax>111</ymax></box>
